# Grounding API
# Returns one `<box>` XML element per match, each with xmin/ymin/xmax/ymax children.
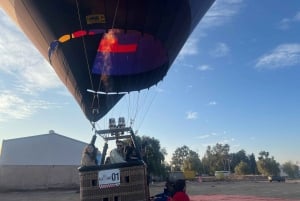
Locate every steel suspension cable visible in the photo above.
<box><xmin>75</xmin><ymin>0</ymin><xmax>94</xmax><ymax>91</ymax></box>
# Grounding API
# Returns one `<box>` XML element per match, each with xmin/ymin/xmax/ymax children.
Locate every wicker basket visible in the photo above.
<box><xmin>79</xmin><ymin>160</ymin><xmax>149</xmax><ymax>201</ymax></box>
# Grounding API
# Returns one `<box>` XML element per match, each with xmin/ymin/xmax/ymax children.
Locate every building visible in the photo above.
<box><xmin>0</xmin><ymin>130</ymin><xmax>88</xmax><ymax>190</ymax></box>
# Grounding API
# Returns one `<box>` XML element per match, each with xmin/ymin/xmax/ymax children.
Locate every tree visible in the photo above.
<box><xmin>201</xmin><ymin>155</ymin><xmax>211</xmax><ymax>175</ymax></box>
<box><xmin>183</xmin><ymin>150</ymin><xmax>202</xmax><ymax>174</ymax></box>
<box><xmin>136</xmin><ymin>135</ymin><xmax>166</xmax><ymax>177</ymax></box>
<box><xmin>213</xmin><ymin>143</ymin><xmax>230</xmax><ymax>171</ymax></box>
<box><xmin>258</xmin><ymin>151</ymin><xmax>269</xmax><ymax>160</ymax></box>
<box><xmin>256</xmin><ymin>151</ymin><xmax>280</xmax><ymax>176</ymax></box>
<box><xmin>171</xmin><ymin>145</ymin><xmax>190</xmax><ymax>171</ymax></box>
<box><xmin>229</xmin><ymin>150</ymin><xmax>248</xmax><ymax>172</ymax></box>
<box><xmin>282</xmin><ymin>161</ymin><xmax>300</xmax><ymax>178</ymax></box>
<box><xmin>235</xmin><ymin>161</ymin><xmax>250</xmax><ymax>175</ymax></box>
<box><xmin>201</xmin><ymin>143</ymin><xmax>230</xmax><ymax>175</ymax></box>
<box><xmin>248</xmin><ymin>153</ymin><xmax>258</xmax><ymax>175</ymax></box>
<box><xmin>228</xmin><ymin>151</ymin><xmax>257</xmax><ymax>174</ymax></box>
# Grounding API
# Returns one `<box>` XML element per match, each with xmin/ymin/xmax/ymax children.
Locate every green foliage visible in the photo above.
<box><xmin>201</xmin><ymin>143</ymin><xmax>231</xmax><ymax>175</ymax></box>
<box><xmin>136</xmin><ymin>135</ymin><xmax>166</xmax><ymax>177</ymax></box>
<box><xmin>248</xmin><ymin>153</ymin><xmax>258</xmax><ymax>174</ymax></box>
<box><xmin>230</xmin><ymin>150</ymin><xmax>248</xmax><ymax>170</ymax></box>
<box><xmin>282</xmin><ymin>161</ymin><xmax>300</xmax><ymax>178</ymax></box>
<box><xmin>234</xmin><ymin>161</ymin><xmax>250</xmax><ymax>175</ymax></box>
<box><xmin>136</xmin><ymin>135</ymin><xmax>287</xmax><ymax>180</ymax></box>
<box><xmin>171</xmin><ymin>145</ymin><xmax>190</xmax><ymax>170</ymax></box>
<box><xmin>229</xmin><ymin>151</ymin><xmax>257</xmax><ymax>174</ymax></box>
<box><xmin>215</xmin><ymin>172</ymin><xmax>227</xmax><ymax>180</ymax></box>
<box><xmin>183</xmin><ymin>150</ymin><xmax>202</xmax><ymax>174</ymax></box>
<box><xmin>256</xmin><ymin>151</ymin><xmax>280</xmax><ymax>176</ymax></box>
<box><xmin>171</xmin><ymin>146</ymin><xmax>202</xmax><ymax>174</ymax></box>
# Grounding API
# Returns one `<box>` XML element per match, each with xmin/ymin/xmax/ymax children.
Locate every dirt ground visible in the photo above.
<box><xmin>1</xmin><ymin>180</ymin><xmax>300</xmax><ymax>201</ymax></box>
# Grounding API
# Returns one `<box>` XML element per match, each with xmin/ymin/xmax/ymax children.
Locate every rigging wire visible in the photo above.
<box><xmin>75</xmin><ymin>0</ymin><xmax>94</xmax><ymax>91</ymax></box>
<box><xmin>75</xmin><ymin>0</ymin><xmax>102</xmax><ymax>124</ymax></box>
<box><xmin>112</xmin><ymin>0</ymin><xmax>120</xmax><ymax>29</ymax></box>
<box><xmin>124</xmin><ymin>87</ymin><xmax>159</xmax><ymax>132</ymax></box>
<box><xmin>76</xmin><ymin>0</ymin><xmax>155</xmax><ymax>131</ymax></box>
<box><xmin>126</xmin><ymin>91</ymin><xmax>140</xmax><ymax>126</ymax></box>
<box><xmin>127</xmin><ymin>2</ymin><xmax>152</xmax><ymax>128</ymax></box>
<box><xmin>133</xmin><ymin>92</ymin><xmax>141</xmax><ymax>122</ymax></box>
<box><xmin>136</xmin><ymin>89</ymin><xmax>158</xmax><ymax>132</ymax></box>
<box><xmin>93</xmin><ymin>0</ymin><xmax>121</xmax><ymax>121</ymax></box>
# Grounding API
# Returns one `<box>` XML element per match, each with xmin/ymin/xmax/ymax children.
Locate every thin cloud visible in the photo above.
<box><xmin>0</xmin><ymin>12</ymin><xmax>61</xmax><ymax>94</ymax></box>
<box><xmin>0</xmin><ymin>91</ymin><xmax>58</xmax><ymax>122</ymax></box>
<box><xmin>295</xmin><ymin>12</ymin><xmax>300</xmax><ymax>21</ymax></box>
<box><xmin>201</xmin><ymin>142</ymin><xmax>215</xmax><ymax>148</ymax></box>
<box><xmin>200</xmin><ymin>0</ymin><xmax>244</xmax><ymax>29</ymax></box>
<box><xmin>255</xmin><ymin>43</ymin><xmax>300</xmax><ymax>69</ymax></box>
<box><xmin>186</xmin><ymin>111</ymin><xmax>198</xmax><ymax>120</ymax></box>
<box><xmin>250</xmin><ymin>136</ymin><xmax>256</xmax><ymax>141</ymax></box>
<box><xmin>214</xmin><ymin>138</ymin><xmax>235</xmax><ymax>146</ymax></box>
<box><xmin>154</xmin><ymin>87</ymin><xmax>164</xmax><ymax>93</ymax></box>
<box><xmin>208</xmin><ymin>101</ymin><xmax>217</xmax><ymax>106</ymax></box>
<box><xmin>182</xmin><ymin>0</ymin><xmax>243</xmax><ymax>62</ymax></box>
<box><xmin>231</xmin><ymin>144</ymin><xmax>241</xmax><ymax>148</ymax></box>
<box><xmin>178</xmin><ymin>38</ymin><xmax>199</xmax><ymax>60</ymax></box>
<box><xmin>196</xmin><ymin>132</ymin><xmax>217</xmax><ymax>139</ymax></box>
<box><xmin>178</xmin><ymin>0</ymin><xmax>243</xmax><ymax>61</ymax></box>
<box><xmin>210</xmin><ymin>42</ymin><xmax>230</xmax><ymax>58</ymax></box>
<box><xmin>278</xmin><ymin>11</ymin><xmax>300</xmax><ymax>30</ymax></box>
<box><xmin>200</xmin><ymin>132</ymin><xmax>236</xmax><ymax>148</ymax></box>
<box><xmin>220</xmin><ymin>139</ymin><xmax>230</xmax><ymax>144</ymax></box>
<box><xmin>22</xmin><ymin>61</ymin><xmax>61</xmax><ymax>91</ymax></box>
<box><xmin>197</xmin><ymin>134</ymin><xmax>210</xmax><ymax>139</ymax></box>
<box><xmin>0</xmin><ymin>10</ymin><xmax>65</xmax><ymax>121</ymax></box>
<box><xmin>197</xmin><ymin>65</ymin><xmax>213</xmax><ymax>71</ymax></box>
<box><xmin>201</xmin><ymin>141</ymin><xmax>240</xmax><ymax>151</ymax></box>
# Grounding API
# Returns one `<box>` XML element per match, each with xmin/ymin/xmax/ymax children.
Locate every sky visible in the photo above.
<box><xmin>1</xmin><ymin>0</ymin><xmax>300</xmax><ymax>165</ymax></box>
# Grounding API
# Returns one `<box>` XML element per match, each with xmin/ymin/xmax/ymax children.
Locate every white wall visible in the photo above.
<box><xmin>0</xmin><ymin>133</ymin><xmax>88</xmax><ymax>165</ymax></box>
<box><xmin>0</xmin><ymin>165</ymin><xmax>80</xmax><ymax>190</ymax></box>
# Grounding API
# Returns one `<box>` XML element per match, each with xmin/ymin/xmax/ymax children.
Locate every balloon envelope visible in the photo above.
<box><xmin>1</xmin><ymin>0</ymin><xmax>215</xmax><ymax>122</ymax></box>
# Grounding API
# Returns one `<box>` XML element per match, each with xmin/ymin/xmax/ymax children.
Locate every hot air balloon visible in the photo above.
<box><xmin>1</xmin><ymin>0</ymin><xmax>215</xmax><ymax>123</ymax></box>
<box><xmin>2</xmin><ymin>1</ymin><xmax>215</xmax><ymax>200</ymax></box>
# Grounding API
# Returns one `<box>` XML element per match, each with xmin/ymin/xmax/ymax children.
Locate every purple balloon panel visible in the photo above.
<box><xmin>92</xmin><ymin>31</ymin><xmax>168</xmax><ymax>75</ymax></box>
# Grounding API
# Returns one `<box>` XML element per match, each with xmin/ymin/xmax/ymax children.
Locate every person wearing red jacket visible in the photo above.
<box><xmin>172</xmin><ymin>179</ymin><xmax>190</xmax><ymax>201</ymax></box>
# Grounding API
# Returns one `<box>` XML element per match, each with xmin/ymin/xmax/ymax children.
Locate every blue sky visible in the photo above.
<box><xmin>1</xmin><ymin>0</ymin><xmax>300</xmax><ymax>165</ymax></box>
